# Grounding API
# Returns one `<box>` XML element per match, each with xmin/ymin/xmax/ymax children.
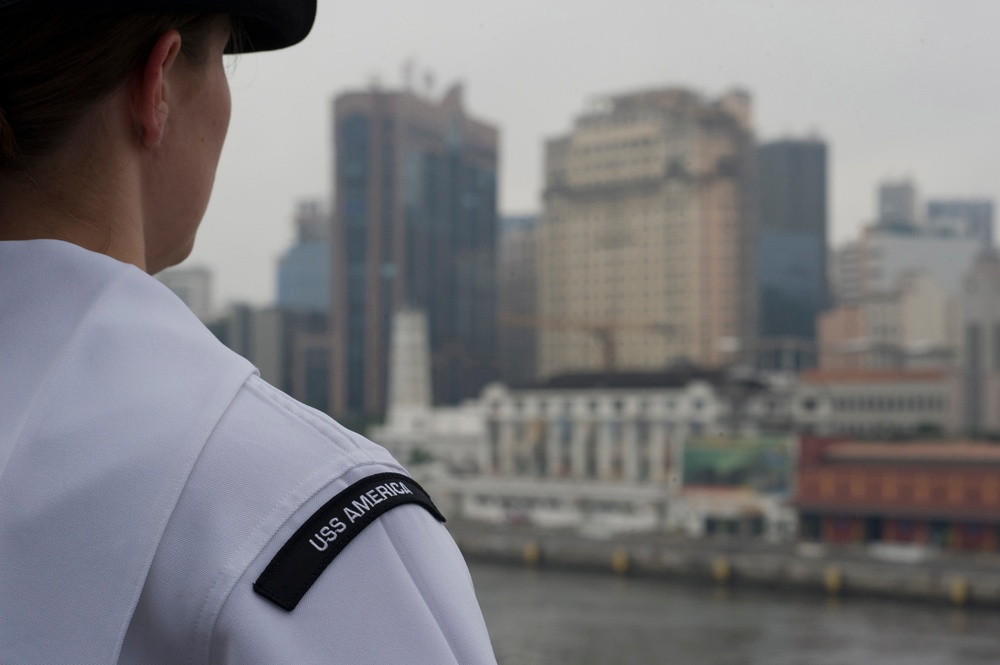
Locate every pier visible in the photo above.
<box><xmin>449</xmin><ymin>520</ymin><xmax>1000</xmax><ymax>608</ymax></box>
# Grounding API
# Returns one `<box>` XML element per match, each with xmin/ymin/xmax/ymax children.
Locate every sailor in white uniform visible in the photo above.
<box><xmin>0</xmin><ymin>3</ymin><xmax>497</xmax><ymax>664</ymax></box>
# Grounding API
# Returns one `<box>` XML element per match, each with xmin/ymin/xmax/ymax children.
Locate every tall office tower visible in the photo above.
<box><xmin>497</xmin><ymin>214</ymin><xmax>539</xmax><ymax>386</ymax></box>
<box><xmin>755</xmin><ymin>138</ymin><xmax>827</xmax><ymax>370</ymax></box>
<box><xmin>277</xmin><ymin>200</ymin><xmax>331</xmax><ymax>315</ymax></box>
<box><xmin>927</xmin><ymin>199</ymin><xmax>994</xmax><ymax>247</ymax></box>
<box><xmin>537</xmin><ymin>87</ymin><xmax>756</xmax><ymax>378</ymax></box>
<box><xmin>156</xmin><ymin>265</ymin><xmax>214</xmax><ymax>322</ymax></box>
<box><xmin>878</xmin><ymin>179</ymin><xmax>919</xmax><ymax>230</ymax></box>
<box><xmin>331</xmin><ymin>84</ymin><xmax>498</xmax><ymax>417</ymax></box>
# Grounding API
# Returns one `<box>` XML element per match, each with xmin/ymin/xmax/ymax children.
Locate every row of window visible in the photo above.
<box><xmin>829</xmin><ymin>395</ymin><xmax>946</xmax><ymax>412</ymax></box>
<box><xmin>491</xmin><ymin>397</ymin><xmax>708</xmax><ymax>415</ymax></box>
<box><xmin>573</xmin><ymin>136</ymin><xmax>658</xmax><ymax>153</ymax></box>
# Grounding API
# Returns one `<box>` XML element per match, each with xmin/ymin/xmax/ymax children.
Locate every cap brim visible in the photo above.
<box><xmin>0</xmin><ymin>0</ymin><xmax>317</xmax><ymax>53</ymax></box>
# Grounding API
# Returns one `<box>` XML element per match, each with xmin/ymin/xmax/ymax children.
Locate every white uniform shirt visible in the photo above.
<box><xmin>0</xmin><ymin>240</ymin><xmax>497</xmax><ymax>665</ymax></box>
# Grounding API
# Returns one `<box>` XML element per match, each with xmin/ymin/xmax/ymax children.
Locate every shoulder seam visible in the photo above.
<box><xmin>244</xmin><ymin>376</ymin><xmax>366</xmax><ymax>454</ymax></box>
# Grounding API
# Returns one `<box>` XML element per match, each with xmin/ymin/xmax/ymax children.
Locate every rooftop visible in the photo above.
<box><xmin>826</xmin><ymin>441</ymin><xmax>1000</xmax><ymax>464</ymax></box>
<box><xmin>801</xmin><ymin>369</ymin><xmax>950</xmax><ymax>384</ymax></box>
<box><xmin>534</xmin><ymin>368</ymin><xmax>765</xmax><ymax>392</ymax></box>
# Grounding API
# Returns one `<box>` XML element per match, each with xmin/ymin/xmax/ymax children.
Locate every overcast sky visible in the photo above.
<box><xmin>188</xmin><ymin>0</ymin><xmax>1000</xmax><ymax>306</ymax></box>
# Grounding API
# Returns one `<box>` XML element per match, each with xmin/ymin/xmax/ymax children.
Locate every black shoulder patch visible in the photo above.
<box><xmin>253</xmin><ymin>472</ymin><xmax>445</xmax><ymax>611</ymax></box>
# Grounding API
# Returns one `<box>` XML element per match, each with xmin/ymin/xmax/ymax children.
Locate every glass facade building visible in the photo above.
<box><xmin>755</xmin><ymin>139</ymin><xmax>828</xmax><ymax>370</ymax></box>
<box><xmin>277</xmin><ymin>201</ymin><xmax>330</xmax><ymax>315</ymax></box>
<box><xmin>332</xmin><ymin>85</ymin><xmax>499</xmax><ymax>416</ymax></box>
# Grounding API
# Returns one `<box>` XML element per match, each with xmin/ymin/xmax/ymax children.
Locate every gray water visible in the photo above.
<box><xmin>470</xmin><ymin>563</ymin><xmax>1000</xmax><ymax>665</ymax></box>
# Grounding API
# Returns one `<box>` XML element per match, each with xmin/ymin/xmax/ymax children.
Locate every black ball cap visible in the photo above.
<box><xmin>0</xmin><ymin>0</ymin><xmax>317</xmax><ymax>53</ymax></box>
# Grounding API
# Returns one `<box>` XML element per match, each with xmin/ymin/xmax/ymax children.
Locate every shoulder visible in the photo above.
<box><xmin>121</xmin><ymin>376</ymin><xmax>496</xmax><ymax>665</ymax></box>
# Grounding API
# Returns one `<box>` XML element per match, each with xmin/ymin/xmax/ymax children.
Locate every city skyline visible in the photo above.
<box><xmin>188</xmin><ymin>0</ymin><xmax>1000</xmax><ymax>306</ymax></box>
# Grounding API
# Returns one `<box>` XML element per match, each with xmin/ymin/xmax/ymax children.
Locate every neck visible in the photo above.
<box><xmin>0</xmin><ymin>141</ymin><xmax>147</xmax><ymax>271</ymax></box>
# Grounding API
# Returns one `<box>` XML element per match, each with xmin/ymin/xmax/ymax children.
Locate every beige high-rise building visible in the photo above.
<box><xmin>537</xmin><ymin>88</ymin><xmax>756</xmax><ymax>379</ymax></box>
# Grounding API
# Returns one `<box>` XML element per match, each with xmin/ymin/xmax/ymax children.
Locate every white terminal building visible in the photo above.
<box><xmin>370</xmin><ymin>310</ymin><xmax>797</xmax><ymax>538</ymax></box>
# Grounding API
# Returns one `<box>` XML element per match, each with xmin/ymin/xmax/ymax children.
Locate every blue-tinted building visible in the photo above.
<box><xmin>277</xmin><ymin>200</ymin><xmax>330</xmax><ymax>315</ymax></box>
<box><xmin>755</xmin><ymin>139</ymin><xmax>828</xmax><ymax>370</ymax></box>
<box><xmin>927</xmin><ymin>199</ymin><xmax>994</xmax><ymax>247</ymax></box>
<box><xmin>331</xmin><ymin>84</ymin><xmax>499</xmax><ymax>416</ymax></box>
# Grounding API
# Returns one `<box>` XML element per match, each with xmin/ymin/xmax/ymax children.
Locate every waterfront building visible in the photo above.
<box><xmin>755</xmin><ymin>138</ymin><xmax>828</xmax><ymax>371</ymax></box>
<box><xmin>481</xmin><ymin>369</ymin><xmax>795</xmax><ymax>483</ymax></box>
<box><xmin>427</xmin><ymin>375</ymin><xmax>797</xmax><ymax>538</ymax></box>
<box><xmin>276</xmin><ymin>200</ymin><xmax>330</xmax><ymax>315</ymax></box>
<box><xmin>797</xmin><ymin>436</ymin><xmax>1000</xmax><ymax>551</ymax></box>
<box><xmin>156</xmin><ymin>264</ymin><xmax>214</xmax><ymax>322</ymax></box>
<box><xmin>331</xmin><ymin>83</ymin><xmax>499</xmax><ymax>417</ymax></box>
<box><xmin>536</xmin><ymin>87</ymin><xmax>756</xmax><ymax>378</ymax></box>
<box><xmin>370</xmin><ymin>363</ymin><xmax>799</xmax><ymax>536</ymax></box>
<box><xmin>793</xmin><ymin>369</ymin><xmax>960</xmax><ymax>438</ymax></box>
<box><xmin>497</xmin><ymin>214</ymin><xmax>539</xmax><ymax>386</ymax></box>
<box><xmin>927</xmin><ymin>198</ymin><xmax>994</xmax><ymax>247</ymax></box>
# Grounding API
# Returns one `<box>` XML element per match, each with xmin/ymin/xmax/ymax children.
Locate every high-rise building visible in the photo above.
<box><xmin>755</xmin><ymin>138</ymin><xmax>828</xmax><ymax>370</ymax></box>
<box><xmin>497</xmin><ymin>214</ymin><xmax>539</xmax><ymax>386</ymax></box>
<box><xmin>927</xmin><ymin>199</ymin><xmax>994</xmax><ymax>247</ymax></box>
<box><xmin>537</xmin><ymin>87</ymin><xmax>756</xmax><ymax>378</ymax></box>
<box><xmin>277</xmin><ymin>200</ymin><xmax>331</xmax><ymax>315</ymax></box>
<box><xmin>961</xmin><ymin>250</ymin><xmax>1000</xmax><ymax>433</ymax></box>
<box><xmin>156</xmin><ymin>265</ymin><xmax>214</xmax><ymax>322</ymax></box>
<box><xmin>878</xmin><ymin>179</ymin><xmax>919</xmax><ymax>230</ymax></box>
<box><xmin>331</xmin><ymin>84</ymin><xmax>498</xmax><ymax>416</ymax></box>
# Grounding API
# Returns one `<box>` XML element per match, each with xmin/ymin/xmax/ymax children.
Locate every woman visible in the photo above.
<box><xmin>0</xmin><ymin>2</ymin><xmax>497</xmax><ymax>663</ymax></box>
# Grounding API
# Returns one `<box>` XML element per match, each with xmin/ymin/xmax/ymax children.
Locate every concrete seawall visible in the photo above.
<box><xmin>448</xmin><ymin>521</ymin><xmax>1000</xmax><ymax>608</ymax></box>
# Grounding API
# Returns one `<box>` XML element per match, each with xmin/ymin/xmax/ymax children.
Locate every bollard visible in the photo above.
<box><xmin>711</xmin><ymin>556</ymin><xmax>731</xmax><ymax>585</ymax></box>
<box><xmin>823</xmin><ymin>565</ymin><xmax>843</xmax><ymax>596</ymax></box>
<box><xmin>522</xmin><ymin>541</ymin><xmax>541</xmax><ymax>567</ymax></box>
<box><xmin>948</xmin><ymin>576</ymin><xmax>969</xmax><ymax>607</ymax></box>
<box><xmin>611</xmin><ymin>548</ymin><xmax>630</xmax><ymax>575</ymax></box>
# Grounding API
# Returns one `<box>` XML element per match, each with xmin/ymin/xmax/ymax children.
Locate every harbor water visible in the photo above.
<box><xmin>469</xmin><ymin>562</ymin><xmax>1000</xmax><ymax>665</ymax></box>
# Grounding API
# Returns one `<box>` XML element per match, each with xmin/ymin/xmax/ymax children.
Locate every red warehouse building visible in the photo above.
<box><xmin>797</xmin><ymin>437</ymin><xmax>1000</xmax><ymax>552</ymax></box>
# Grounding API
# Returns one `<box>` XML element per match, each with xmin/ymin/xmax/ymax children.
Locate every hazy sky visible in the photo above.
<box><xmin>189</xmin><ymin>0</ymin><xmax>1000</xmax><ymax>306</ymax></box>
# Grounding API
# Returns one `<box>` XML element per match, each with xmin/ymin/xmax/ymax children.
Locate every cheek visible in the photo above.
<box><xmin>219</xmin><ymin>76</ymin><xmax>232</xmax><ymax>144</ymax></box>
<box><xmin>209</xmin><ymin>72</ymin><xmax>232</xmax><ymax>157</ymax></box>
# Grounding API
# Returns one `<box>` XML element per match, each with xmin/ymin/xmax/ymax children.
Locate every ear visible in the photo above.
<box><xmin>133</xmin><ymin>29</ymin><xmax>183</xmax><ymax>148</ymax></box>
